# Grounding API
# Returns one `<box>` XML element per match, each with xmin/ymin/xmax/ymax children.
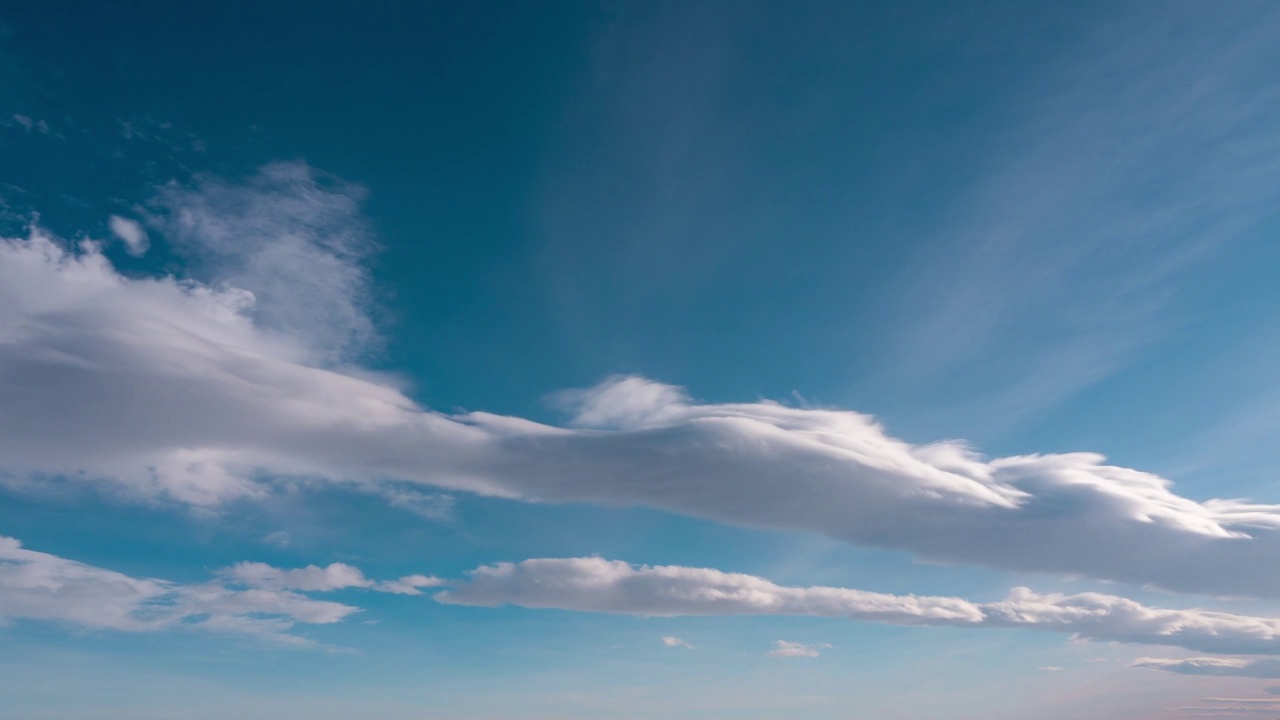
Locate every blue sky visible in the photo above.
<box><xmin>3</xmin><ymin>1</ymin><xmax>1280</xmax><ymax>718</ymax></box>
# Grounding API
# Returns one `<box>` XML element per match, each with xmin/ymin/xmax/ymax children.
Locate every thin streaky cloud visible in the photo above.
<box><xmin>435</xmin><ymin>557</ymin><xmax>1280</xmax><ymax>657</ymax></box>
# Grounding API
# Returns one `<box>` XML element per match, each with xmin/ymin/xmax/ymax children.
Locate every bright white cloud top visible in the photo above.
<box><xmin>3</xmin><ymin>177</ymin><xmax>1280</xmax><ymax>602</ymax></box>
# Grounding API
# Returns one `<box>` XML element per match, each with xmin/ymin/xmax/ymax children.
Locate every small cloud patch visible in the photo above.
<box><xmin>769</xmin><ymin>640</ymin><xmax>831</xmax><ymax>658</ymax></box>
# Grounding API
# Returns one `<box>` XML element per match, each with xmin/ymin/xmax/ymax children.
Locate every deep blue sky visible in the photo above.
<box><xmin>3</xmin><ymin>2</ymin><xmax>1280</xmax><ymax>719</ymax></box>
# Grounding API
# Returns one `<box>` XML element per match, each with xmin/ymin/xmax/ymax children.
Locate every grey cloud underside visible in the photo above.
<box><xmin>435</xmin><ymin>557</ymin><xmax>1280</xmax><ymax>657</ymax></box>
<box><xmin>3</xmin><ymin>231</ymin><xmax>1280</xmax><ymax>597</ymax></box>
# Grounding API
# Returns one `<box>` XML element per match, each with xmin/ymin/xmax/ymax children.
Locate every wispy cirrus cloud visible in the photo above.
<box><xmin>146</xmin><ymin>161</ymin><xmax>379</xmax><ymax>364</ymax></box>
<box><xmin>882</xmin><ymin>3</ymin><xmax>1280</xmax><ymax>430</ymax></box>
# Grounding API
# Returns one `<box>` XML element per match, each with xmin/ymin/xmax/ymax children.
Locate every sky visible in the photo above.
<box><xmin>2</xmin><ymin>1</ymin><xmax>1280</xmax><ymax>718</ymax></box>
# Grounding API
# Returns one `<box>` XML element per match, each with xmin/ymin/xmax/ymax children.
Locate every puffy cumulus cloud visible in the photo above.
<box><xmin>661</xmin><ymin>635</ymin><xmax>693</xmax><ymax>649</ymax></box>
<box><xmin>435</xmin><ymin>558</ymin><xmax>1280</xmax><ymax>657</ymax></box>
<box><xmin>1132</xmin><ymin>657</ymin><xmax>1280</xmax><ymax>678</ymax></box>
<box><xmin>108</xmin><ymin>215</ymin><xmax>148</xmax><ymax>256</ymax></box>
<box><xmin>769</xmin><ymin>640</ymin><xmax>830</xmax><ymax>658</ymax></box>
<box><xmin>6</xmin><ymin>167</ymin><xmax>1280</xmax><ymax>598</ymax></box>
<box><xmin>0</xmin><ymin>536</ymin><xmax>360</xmax><ymax>645</ymax></box>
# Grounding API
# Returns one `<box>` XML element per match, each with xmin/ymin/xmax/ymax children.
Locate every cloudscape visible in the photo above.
<box><xmin>3</xmin><ymin>2</ymin><xmax>1280</xmax><ymax>719</ymax></box>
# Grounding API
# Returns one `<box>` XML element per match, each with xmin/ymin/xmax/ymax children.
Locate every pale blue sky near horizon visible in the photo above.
<box><xmin>2</xmin><ymin>2</ymin><xmax>1280</xmax><ymax>719</ymax></box>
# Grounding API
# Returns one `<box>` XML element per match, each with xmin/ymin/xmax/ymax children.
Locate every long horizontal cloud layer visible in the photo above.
<box><xmin>7</xmin><ymin>537</ymin><xmax>1280</xmax><ymax>659</ymax></box>
<box><xmin>436</xmin><ymin>557</ymin><xmax>1280</xmax><ymax>656</ymax></box>
<box><xmin>3</xmin><ymin>166</ymin><xmax>1280</xmax><ymax>599</ymax></box>
<box><xmin>0</xmin><ymin>536</ymin><xmax>432</xmax><ymax>645</ymax></box>
<box><xmin>1132</xmin><ymin>657</ymin><xmax>1280</xmax><ymax>679</ymax></box>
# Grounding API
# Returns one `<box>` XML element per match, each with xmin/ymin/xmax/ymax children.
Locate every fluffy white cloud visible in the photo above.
<box><xmin>5</xmin><ymin>165</ymin><xmax>1280</xmax><ymax>599</ymax></box>
<box><xmin>0</xmin><ymin>536</ymin><xmax>358</xmax><ymax>644</ymax></box>
<box><xmin>768</xmin><ymin>640</ymin><xmax>829</xmax><ymax>658</ymax></box>
<box><xmin>435</xmin><ymin>557</ymin><xmax>1280</xmax><ymax>657</ymax></box>
<box><xmin>661</xmin><ymin>635</ymin><xmax>692</xmax><ymax>649</ymax></box>
<box><xmin>108</xmin><ymin>215</ymin><xmax>148</xmax><ymax>256</ymax></box>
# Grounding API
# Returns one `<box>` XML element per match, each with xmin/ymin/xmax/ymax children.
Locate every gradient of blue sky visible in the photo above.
<box><xmin>2</xmin><ymin>2</ymin><xmax>1280</xmax><ymax>719</ymax></box>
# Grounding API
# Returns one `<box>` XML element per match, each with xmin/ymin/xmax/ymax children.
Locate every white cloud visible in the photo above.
<box><xmin>435</xmin><ymin>557</ymin><xmax>1280</xmax><ymax>657</ymax></box>
<box><xmin>5</xmin><ymin>166</ymin><xmax>1280</xmax><ymax>600</ymax></box>
<box><xmin>436</xmin><ymin>557</ymin><xmax>982</xmax><ymax>624</ymax></box>
<box><xmin>0</xmin><ymin>536</ymin><xmax>359</xmax><ymax>645</ymax></box>
<box><xmin>661</xmin><ymin>635</ymin><xmax>692</xmax><ymax>649</ymax></box>
<box><xmin>1132</xmin><ymin>657</ymin><xmax>1280</xmax><ymax>678</ymax></box>
<box><xmin>0</xmin><ymin>534</ymin><xmax>439</xmax><ymax>644</ymax></box>
<box><xmin>374</xmin><ymin>574</ymin><xmax>445</xmax><ymax>596</ymax></box>
<box><xmin>222</xmin><ymin>561</ymin><xmax>373</xmax><ymax>592</ymax></box>
<box><xmin>108</xmin><ymin>215</ymin><xmax>148</xmax><ymax>256</ymax></box>
<box><xmin>769</xmin><ymin>640</ymin><xmax>829</xmax><ymax>658</ymax></box>
<box><xmin>382</xmin><ymin>486</ymin><xmax>455</xmax><ymax>521</ymax></box>
<box><xmin>222</xmin><ymin>561</ymin><xmax>440</xmax><ymax>596</ymax></box>
<box><xmin>147</xmin><ymin>161</ymin><xmax>379</xmax><ymax>363</ymax></box>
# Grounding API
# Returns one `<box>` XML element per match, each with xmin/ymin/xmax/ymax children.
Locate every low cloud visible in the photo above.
<box><xmin>0</xmin><ymin>535</ymin><xmax>438</xmax><ymax>645</ymax></box>
<box><xmin>661</xmin><ymin>635</ymin><xmax>692</xmax><ymax>649</ymax></box>
<box><xmin>222</xmin><ymin>561</ymin><xmax>440</xmax><ymax>596</ymax></box>
<box><xmin>0</xmin><ymin>536</ymin><xmax>354</xmax><ymax>645</ymax></box>
<box><xmin>435</xmin><ymin>557</ymin><xmax>1280</xmax><ymax>657</ymax></box>
<box><xmin>769</xmin><ymin>640</ymin><xmax>830</xmax><ymax>658</ymax></box>
<box><xmin>1132</xmin><ymin>657</ymin><xmax>1280</xmax><ymax>678</ymax></box>
<box><xmin>5</xmin><ymin>166</ymin><xmax>1280</xmax><ymax>600</ymax></box>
